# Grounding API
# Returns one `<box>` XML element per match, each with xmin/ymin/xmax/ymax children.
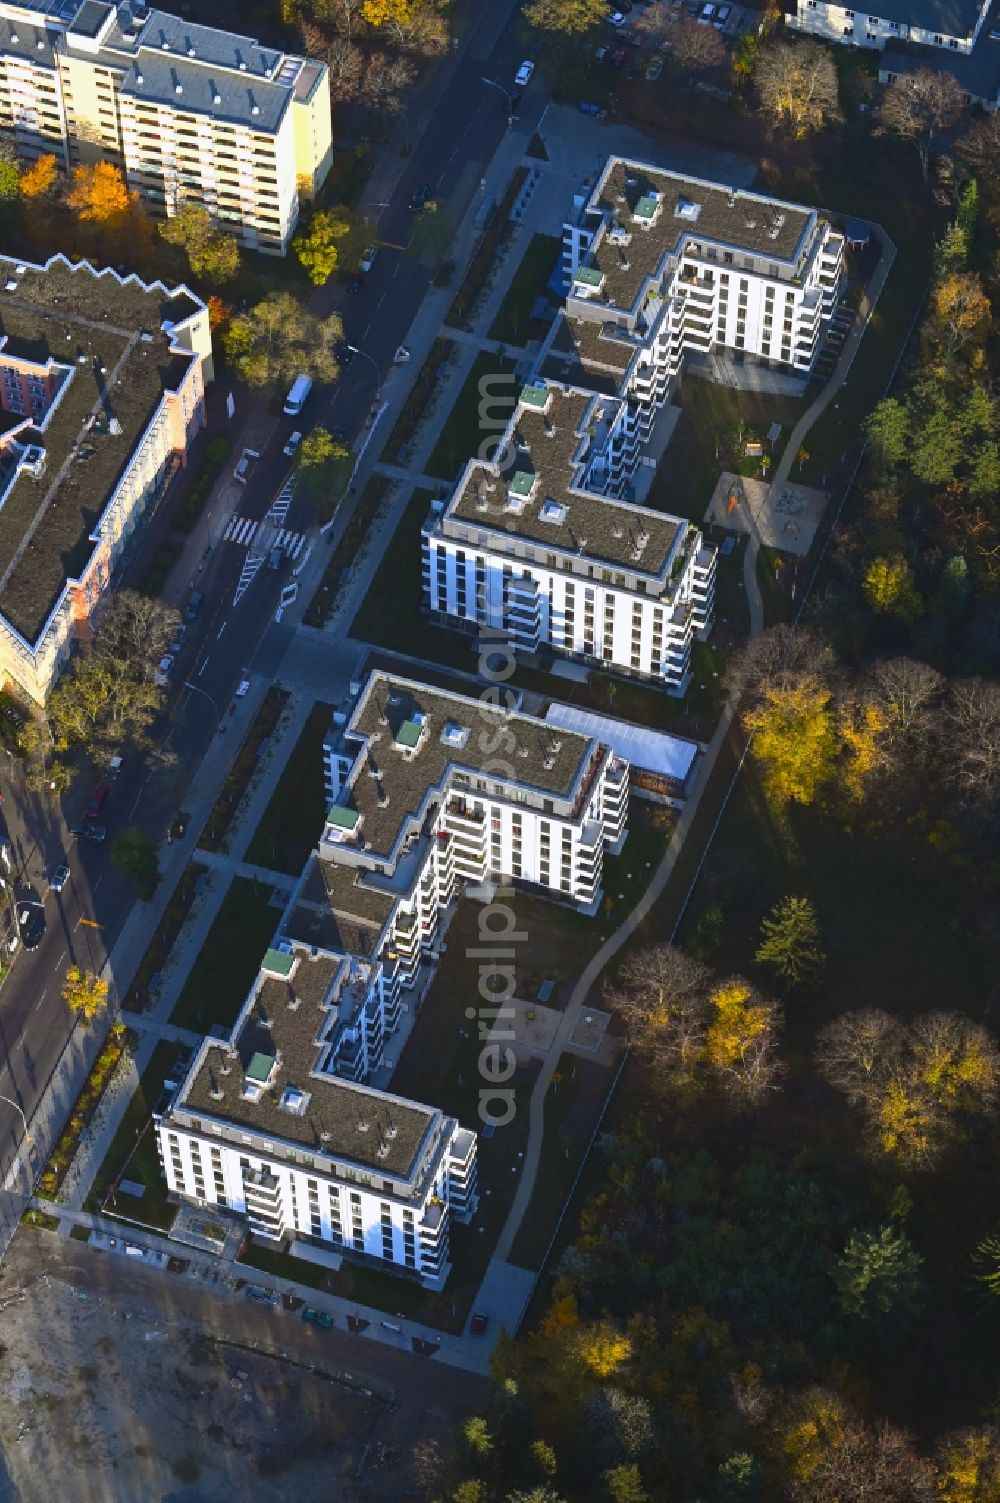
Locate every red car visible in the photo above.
<box><xmin>469</xmin><ymin>1311</ymin><xmax>489</xmax><ymax>1335</ymax></box>
<box><xmin>85</xmin><ymin>783</ymin><xmax>109</xmax><ymax>820</ymax></box>
<box><xmin>609</xmin><ymin>44</ymin><xmax>630</xmax><ymax>67</ymax></box>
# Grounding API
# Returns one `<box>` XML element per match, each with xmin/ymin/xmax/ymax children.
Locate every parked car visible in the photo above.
<box><xmin>71</xmin><ymin>821</ymin><xmax>107</xmax><ymax>844</ymax></box>
<box><xmin>646</xmin><ymin>55</ymin><xmax>664</xmax><ymax>79</ymax></box>
<box><xmin>184</xmin><ymin>591</ymin><xmax>203</xmax><ymax>622</ymax></box>
<box><xmin>714</xmin><ymin>3</ymin><xmax>731</xmax><ymax>23</ymax></box>
<box><xmin>609</xmin><ymin>44</ymin><xmax>630</xmax><ymax>65</ymax></box>
<box><xmin>48</xmin><ymin>864</ymin><xmax>71</xmax><ymax>893</ymax></box>
<box><xmin>579</xmin><ymin>99</ymin><xmax>605</xmax><ymax>115</ymax></box>
<box><xmin>235</xmin><ymin>679</ymin><xmax>251</xmax><ymax>698</ymax></box>
<box><xmin>283</xmin><ymin>430</ymin><xmax>303</xmax><ymax>458</ymax></box>
<box><xmin>154</xmin><ymin>654</ymin><xmax>174</xmax><ymax>687</ymax></box>
<box><xmin>169</xmin><ymin>623</ymin><xmax>187</xmax><ymax>653</ymax></box>
<box><xmin>469</xmin><ymin>1311</ymin><xmax>489</xmax><ymax>1335</ymax></box>
<box><xmin>347</xmin><ymin>275</ymin><xmax>363</xmax><ymax>295</ymax></box>
<box><xmin>408</xmin><ymin>182</ymin><xmax>431</xmax><ymax>212</ymax></box>
<box><xmin>607</xmin><ymin>8</ymin><xmax>628</xmax><ymax>24</ymax></box>
<box><xmin>267</xmin><ymin>546</ymin><xmax>284</xmax><ymax>571</ymax></box>
<box><xmin>302</xmin><ymin>1307</ymin><xmax>334</xmax><ymax>1329</ymax></box>
<box><xmin>514</xmin><ymin>59</ymin><xmax>535</xmax><ymax>86</ymax></box>
<box><xmin>107</xmin><ymin>752</ymin><xmax>125</xmax><ymax>780</ymax></box>
<box><xmin>85</xmin><ymin>783</ymin><xmax>109</xmax><ymax>820</ymax></box>
<box><xmin>360</xmin><ymin>245</ymin><xmax>378</xmax><ymax>273</ymax></box>
<box><xmin>17</xmin><ymin>901</ymin><xmax>45</xmax><ymax>951</ymax></box>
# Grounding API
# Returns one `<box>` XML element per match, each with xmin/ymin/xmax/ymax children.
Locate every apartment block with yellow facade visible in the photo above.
<box><xmin>0</xmin><ymin>0</ymin><xmax>332</xmax><ymax>255</ymax></box>
<box><xmin>0</xmin><ymin>250</ymin><xmax>213</xmax><ymax>706</ymax></box>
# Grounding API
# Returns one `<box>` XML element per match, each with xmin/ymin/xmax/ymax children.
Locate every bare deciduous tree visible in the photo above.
<box><xmin>790</xmin><ymin>1410</ymin><xmax>935</xmax><ymax>1503</ymax></box>
<box><xmin>362</xmin><ymin>50</ymin><xmax>416</xmax><ymax>109</ymax></box>
<box><xmin>867</xmin><ymin>657</ymin><xmax>945</xmax><ymax>753</ymax></box>
<box><xmin>633</xmin><ymin>4</ymin><xmax>676</xmax><ymax>48</ymax></box>
<box><xmin>606</xmin><ymin>945</ymin><xmax>711</xmax><ymax>1082</ymax></box>
<box><xmin>956</xmin><ymin>113</ymin><xmax>1000</xmax><ymax>179</ymax></box>
<box><xmin>671</xmin><ymin>14</ymin><xmax>726</xmax><ymax>69</ymax></box>
<box><xmin>876</xmin><ymin>68</ymin><xmax>964</xmax><ymax>181</ymax></box>
<box><xmin>755</xmin><ymin>38</ymin><xmax>842</xmax><ymax>138</ymax></box>
<box><xmin>816</xmin><ymin>1009</ymin><xmax>901</xmax><ymax>1106</ymax></box>
<box><xmin>946</xmin><ymin>676</ymin><xmax>1000</xmax><ymax>806</ymax></box>
<box><xmin>725</xmin><ymin>623</ymin><xmax>835</xmax><ymax>704</ymax></box>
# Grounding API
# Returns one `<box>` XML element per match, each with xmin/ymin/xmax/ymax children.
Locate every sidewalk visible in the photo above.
<box><xmin>43</xmin><ymin>693</ymin><xmax>315</xmax><ymax>1215</ymax></box>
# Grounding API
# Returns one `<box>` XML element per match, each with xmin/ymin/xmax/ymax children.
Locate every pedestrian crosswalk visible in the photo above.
<box><xmin>223</xmin><ymin>516</ymin><xmax>307</xmax><ymax>559</ymax></box>
<box><xmin>267</xmin><ymin>475</ymin><xmax>295</xmax><ymax>526</ymax></box>
<box><xmin>233</xmin><ymin>553</ymin><xmax>264</xmax><ymax>608</ymax></box>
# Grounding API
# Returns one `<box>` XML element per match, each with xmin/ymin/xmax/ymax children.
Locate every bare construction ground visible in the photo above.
<box><xmin>0</xmin><ymin>1228</ymin><xmax>483</xmax><ymax>1502</ymax></box>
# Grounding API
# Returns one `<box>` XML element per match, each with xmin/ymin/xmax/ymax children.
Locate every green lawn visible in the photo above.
<box><xmin>508</xmin><ymin>1053</ymin><xmax>616</xmax><ymax>1273</ymax></box>
<box><xmin>349</xmin><ymin>488</ymin><xmax>459</xmax><ymax>663</ymax></box>
<box><xmin>243</xmin><ymin>703</ymin><xmax>335</xmax><ymax>875</ymax></box>
<box><xmin>425</xmin><ymin>351</ymin><xmax>517</xmax><ymax>482</ymax></box>
<box><xmin>84</xmin><ymin>1040</ymin><xmax>186</xmax><ymax>1228</ymax></box>
<box><xmin>488</xmin><ymin>232</ymin><xmax>561</xmax><ymax>345</ymax></box>
<box><xmin>646</xmin><ymin>378</ymin><xmax>808</xmax><ymax>527</ymax></box>
<box><xmin>170</xmin><ymin>877</ymin><xmax>278</xmax><ymax>1034</ymax></box>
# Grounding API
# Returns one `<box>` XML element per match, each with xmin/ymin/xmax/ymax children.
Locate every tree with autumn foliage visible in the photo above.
<box><xmin>862</xmin><ymin>556</ymin><xmax>923</xmax><ymax>624</ymax></box>
<box><xmin>223</xmin><ymin>291</ymin><xmax>343</xmax><ymax>387</ymax></box>
<box><xmin>62</xmin><ymin>965</ymin><xmax>110</xmax><ymax>1025</ymax></box>
<box><xmin>705</xmin><ymin>977</ymin><xmax>784</xmax><ymax>1104</ymax></box>
<box><xmin>293</xmin><ymin>208</ymin><xmax>353</xmax><ymax>284</ymax></box>
<box><xmin>817</xmin><ymin>1008</ymin><xmax>999</xmax><ymax>1166</ymax></box>
<box><xmin>159</xmin><ymin>202</ymin><xmax>240</xmax><ymax>284</ymax></box>
<box><xmin>523</xmin><ymin>0</ymin><xmax>606</xmax><ymax>34</ymax></box>
<box><xmin>744</xmin><ymin>675</ymin><xmax>838</xmax><ymax>807</ymax></box>
<box><xmin>925</xmin><ymin>269</ymin><xmax>991</xmax><ymax>358</ymax></box>
<box><xmin>838</xmin><ymin>696</ymin><xmax>893</xmax><ymax>801</ymax></box>
<box><xmin>67</xmin><ymin>160</ymin><xmax>132</xmax><ymax>221</ymax></box>
<box><xmin>19</xmin><ymin>152</ymin><xmax>59</xmax><ymax>200</ymax></box>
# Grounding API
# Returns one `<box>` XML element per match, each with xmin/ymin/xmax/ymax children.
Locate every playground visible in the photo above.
<box><xmin>705</xmin><ymin>471</ymin><xmax>828</xmax><ymax>556</ymax></box>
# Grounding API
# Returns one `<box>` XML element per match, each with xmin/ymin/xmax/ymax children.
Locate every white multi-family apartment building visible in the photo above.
<box><xmin>156</xmin><ymin>942</ymin><xmax>478</xmax><ymax>1290</ymax></box>
<box><xmin>0</xmin><ymin>250</ymin><xmax>212</xmax><ymax>705</ymax></box>
<box><xmin>556</xmin><ymin>158</ymin><xmax>845</xmax><ymax>396</ymax></box>
<box><xmin>0</xmin><ymin>0</ymin><xmax>332</xmax><ymax>253</ymax></box>
<box><xmin>422</xmin><ymin>158</ymin><xmax>846</xmax><ymax>694</ymax></box>
<box><xmin>423</xmin><ymin>380</ymin><xmax>716</xmax><ymax>695</ymax></box>
<box><xmin>157</xmin><ymin>668</ymin><xmax>631</xmax><ymax>1285</ymax></box>
<box><xmin>788</xmin><ymin>0</ymin><xmax>1000</xmax><ymax>108</ymax></box>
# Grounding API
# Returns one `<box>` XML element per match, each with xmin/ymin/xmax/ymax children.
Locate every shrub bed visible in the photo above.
<box><xmin>383</xmin><ymin>337</ymin><xmax>454</xmax><ymax>464</ymax></box>
<box><xmin>123</xmin><ymin>861</ymin><xmax>202</xmax><ymax>1014</ymax></box>
<box><xmin>445</xmin><ymin>167</ymin><xmax>529</xmax><ymax>331</ymax></box>
<box><xmin>198</xmin><ymin>686</ymin><xmax>290</xmax><ymax>852</ymax></box>
<box><xmin>304</xmin><ymin>474</ymin><xmax>391</xmax><ymax>628</ymax></box>
<box><xmin>175</xmin><ymin>435</ymin><xmax>231</xmax><ymax>534</ymax></box>
<box><xmin>36</xmin><ymin>1022</ymin><xmax>132</xmax><ymax>1202</ymax></box>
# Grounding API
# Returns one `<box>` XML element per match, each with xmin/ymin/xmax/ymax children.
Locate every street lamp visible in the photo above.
<box><xmin>480</xmin><ymin>75</ymin><xmax>514</xmax><ymax>126</ymax></box>
<box><xmin>182</xmin><ymin>681</ymin><xmax>225</xmax><ymax>734</ymax></box>
<box><xmin>345</xmin><ymin>345</ymin><xmax>385</xmax><ymax>400</ymax></box>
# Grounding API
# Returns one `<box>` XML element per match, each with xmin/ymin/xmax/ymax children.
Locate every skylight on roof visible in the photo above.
<box><xmin>280</xmin><ymin>1085</ymin><xmax>309</xmax><ymax>1115</ymax></box>
<box><xmin>540</xmin><ymin>499</ymin><xmax>568</xmax><ymax>526</ymax></box>
<box><xmin>673</xmin><ymin>196</ymin><xmax>700</xmax><ymax>222</ymax></box>
<box><xmin>441</xmin><ymin>721</ymin><xmax>470</xmax><ymax>750</ymax></box>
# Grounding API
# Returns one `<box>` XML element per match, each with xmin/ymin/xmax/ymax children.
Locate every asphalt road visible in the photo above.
<box><xmin>0</xmin><ymin>0</ymin><xmax>538</xmax><ymax>1209</ymax></box>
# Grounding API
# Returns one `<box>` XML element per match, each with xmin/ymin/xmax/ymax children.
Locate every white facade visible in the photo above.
<box><xmin>789</xmin><ymin>0</ymin><xmax>990</xmax><ymax>51</ymax></box>
<box><xmin>157</xmin><ymin>946</ymin><xmax>478</xmax><ymax>1290</ymax></box>
<box><xmin>423</xmin><ymin>383</ymin><xmax>716</xmax><ymax>695</ymax></box>
<box><xmin>0</xmin><ymin>1</ymin><xmax>332</xmax><ymax>254</ymax></box>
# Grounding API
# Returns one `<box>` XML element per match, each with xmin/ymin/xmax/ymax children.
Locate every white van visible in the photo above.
<box><xmin>283</xmin><ymin>374</ymin><xmax>313</xmax><ymax>417</ymax></box>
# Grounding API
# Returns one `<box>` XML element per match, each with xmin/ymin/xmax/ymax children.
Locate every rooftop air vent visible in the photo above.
<box><xmin>377</xmin><ymin>1140</ymin><xmax>391</xmax><ymax>1159</ymax></box>
<box><xmin>543</xmin><ymin>756</ymin><xmax>555</xmax><ymax>771</ymax></box>
<box><xmin>136</xmin><ymin>71</ymin><xmax>143</xmax><ymax>82</ymax></box>
<box><xmin>175</xmin><ymin>82</ymin><xmax>183</xmax><ymax>94</ymax></box>
<box><xmin>441</xmin><ymin>721</ymin><xmax>470</xmax><ymax>750</ymax></box>
<box><xmin>356</xmin><ymin>1116</ymin><xmax>371</xmax><ymax>1133</ymax></box>
<box><xmin>385</xmin><ymin>1117</ymin><xmax>398</xmax><ymax>1140</ymax></box>
<box><xmin>540</xmin><ymin>498</ymin><xmax>568</xmax><ymax>526</ymax></box>
<box><xmin>377</xmin><ymin>784</ymin><xmax>390</xmax><ymax>809</ymax></box>
<box><xmin>188</xmin><ymin>45</ymin><xmax>196</xmax><ymax>56</ymax></box>
<box><xmin>543</xmin><ymin>415</ymin><xmax>556</xmax><ymax>437</ymax></box>
<box><xmin>517</xmin><ymin>746</ymin><xmax>529</xmax><ymax>758</ymax></box>
<box><xmin>251</xmin><ymin>104</ymin><xmax>260</xmax><ymax>116</ymax></box>
<box><xmin>213</xmin><ymin>90</ymin><xmax>222</xmax><ymax>105</ymax></box>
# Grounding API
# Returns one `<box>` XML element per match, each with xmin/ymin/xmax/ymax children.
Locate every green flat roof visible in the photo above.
<box><xmin>395</xmin><ymin>718</ymin><xmax>422</xmax><ymax>749</ymax></box>
<box><xmin>262</xmin><ymin>947</ymin><xmax>294</xmax><ymax>977</ymax></box>
<box><xmin>574</xmin><ymin>265</ymin><xmax>604</xmax><ymax>287</ymax></box>
<box><xmin>509</xmin><ymin>470</ymin><xmax>534</xmax><ymax>497</ymax></box>
<box><xmin>246</xmin><ymin>1051</ymin><xmax>275</xmax><ymax>1084</ymax></box>
<box><xmin>326</xmin><ymin>804</ymin><xmax>361</xmax><ymax>830</ymax></box>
